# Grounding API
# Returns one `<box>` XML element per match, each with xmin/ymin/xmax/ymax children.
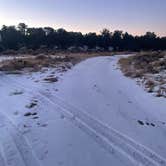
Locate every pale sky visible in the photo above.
<box><xmin>0</xmin><ymin>0</ymin><xmax>166</xmax><ymax>36</ymax></box>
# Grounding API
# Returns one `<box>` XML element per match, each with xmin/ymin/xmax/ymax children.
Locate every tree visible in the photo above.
<box><xmin>44</xmin><ymin>27</ymin><xmax>54</xmax><ymax>36</ymax></box>
<box><xmin>26</xmin><ymin>28</ymin><xmax>45</xmax><ymax>49</ymax></box>
<box><xmin>145</xmin><ymin>32</ymin><xmax>156</xmax><ymax>39</ymax></box>
<box><xmin>18</xmin><ymin>23</ymin><xmax>28</xmax><ymax>35</ymax></box>
<box><xmin>0</xmin><ymin>24</ymin><xmax>166</xmax><ymax>52</ymax></box>
<box><xmin>1</xmin><ymin>25</ymin><xmax>22</xmax><ymax>49</ymax></box>
<box><xmin>122</xmin><ymin>32</ymin><xmax>137</xmax><ymax>50</ymax></box>
<box><xmin>111</xmin><ymin>30</ymin><xmax>123</xmax><ymax>50</ymax></box>
<box><xmin>100</xmin><ymin>28</ymin><xmax>112</xmax><ymax>50</ymax></box>
<box><xmin>84</xmin><ymin>33</ymin><xmax>99</xmax><ymax>49</ymax></box>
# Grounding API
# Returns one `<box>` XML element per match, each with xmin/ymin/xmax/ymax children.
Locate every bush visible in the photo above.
<box><xmin>3</xmin><ymin>49</ymin><xmax>17</xmax><ymax>55</ymax></box>
<box><xmin>18</xmin><ymin>47</ymin><xmax>28</xmax><ymax>54</ymax></box>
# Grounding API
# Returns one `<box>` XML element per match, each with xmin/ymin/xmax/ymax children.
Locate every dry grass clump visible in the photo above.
<box><xmin>0</xmin><ymin>55</ymin><xmax>74</xmax><ymax>72</ymax></box>
<box><xmin>119</xmin><ymin>56</ymin><xmax>145</xmax><ymax>78</ymax></box>
<box><xmin>119</xmin><ymin>51</ymin><xmax>166</xmax><ymax>98</ymax></box>
<box><xmin>2</xmin><ymin>49</ymin><xmax>18</xmax><ymax>55</ymax></box>
<box><xmin>0</xmin><ymin>51</ymin><xmax>121</xmax><ymax>72</ymax></box>
<box><xmin>119</xmin><ymin>51</ymin><xmax>166</xmax><ymax>78</ymax></box>
<box><xmin>0</xmin><ymin>51</ymin><xmax>132</xmax><ymax>72</ymax></box>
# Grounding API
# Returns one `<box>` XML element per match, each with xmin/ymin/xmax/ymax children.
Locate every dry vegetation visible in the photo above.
<box><xmin>119</xmin><ymin>51</ymin><xmax>166</xmax><ymax>98</ymax></box>
<box><xmin>0</xmin><ymin>54</ymin><xmax>75</xmax><ymax>72</ymax></box>
<box><xmin>0</xmin><ymin>51</ymin><xmax>131</xmax><ymax>72</ymax></box>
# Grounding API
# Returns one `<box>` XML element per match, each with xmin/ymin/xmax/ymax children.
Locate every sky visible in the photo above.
<box><xmin>0</xmin><ymin>0</ymin><xmax>166</xmax><ymax>36</ymax></box>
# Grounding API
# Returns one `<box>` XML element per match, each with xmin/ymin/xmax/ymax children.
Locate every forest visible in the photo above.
<box><xmin>0</xmin><ymin>23</ymin><xmax>166</xmax><ymax>52</ymax></box>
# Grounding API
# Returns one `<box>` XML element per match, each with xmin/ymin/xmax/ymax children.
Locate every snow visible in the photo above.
<box><xmin>0</xmin><ymin>55</ymin><xmax>166</xmax><ymax>166</ymax></box>
<box><xmin>0</xmin><ymin>55</ymin><xmax>33</xmax><ymax>62</ymax></box>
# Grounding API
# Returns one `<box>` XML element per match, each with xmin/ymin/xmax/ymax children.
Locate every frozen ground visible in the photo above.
<box><xmin>0</xmin><ymin>55</ymin><xmax>166</xmax><ymax>166</ymax></box>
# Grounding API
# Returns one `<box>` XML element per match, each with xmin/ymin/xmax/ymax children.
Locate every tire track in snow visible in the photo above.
<box><xmin>52</xmin><ymin>97</ymin><xmax>166</xmax><ymax>165</ymax></box>
<box><xmin>41</xmin><ymin>92</ymin><xmax>166</xmax><ymax>166</ymax></box>
<box><xmin>0</xmin><ymin>125</ymin><xmax>7</xmax><ymax>166</ymax></box>
<box><xmin>0</xmin><ymin>105</ymin><xmax>42</xmax><ymax>166</ymax></box>
<box><xmin>2</xmin><ymin>75</ymin><xmax>166</xmax><ymax>166</ymax></box>
<box><xmin>0</xmin><ymin>75</ymin><xmax>135</xmax><ymax>166</ymax></box>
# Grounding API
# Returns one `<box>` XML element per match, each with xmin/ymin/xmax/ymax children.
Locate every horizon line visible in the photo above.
<box><xmin>0</xmin><ymin>23</ymin><xmax>165</xmax><ymax>38</ymax></box>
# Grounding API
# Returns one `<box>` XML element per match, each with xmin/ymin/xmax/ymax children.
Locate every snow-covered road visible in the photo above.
<box><xmin>0</xmin><ymin>55</ymin><xmax>166</xmax><ymax>166</ymax></box>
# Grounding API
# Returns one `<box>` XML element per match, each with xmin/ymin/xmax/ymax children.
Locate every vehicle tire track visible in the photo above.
<box><xmin>1</xmin><ymin>75</ymin><xmax>136</xmax><ymax>166</ymax></box>
<box><xmin>44</xmin><ymin>93</ymin><xmax>166</xmax><ymax>166</ymax></box>
<box><xmin>0</xmin><ymin>106</ymin><xmax>42</xmax><ymax>166</ymax></box>
<box><xmin>2</xmin><ymin>75</ymin><xmax>166</xmax><ymax>166</ymax></box>
<box><xmin>41</xmin><ymin>92</ymin><xmax>166</xmax><ymax>166</ymax></box>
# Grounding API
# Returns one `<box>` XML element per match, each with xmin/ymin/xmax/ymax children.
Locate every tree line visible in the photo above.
<box><xmin>0</xmin><ymin>23</ymin><xmax>166</xmax><ymax>52</ymax></box>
